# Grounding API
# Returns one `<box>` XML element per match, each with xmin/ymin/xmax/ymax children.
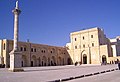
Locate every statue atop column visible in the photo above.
<box><xmin>8</xmin><ymin>1</ymin><xmax>24</xmax><ymax>72</ymax></box>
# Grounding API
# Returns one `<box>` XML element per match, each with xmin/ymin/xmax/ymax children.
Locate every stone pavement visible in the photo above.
<box><xmin>69</xmin><ymin>69</ymin><xmax>120</xmax><ymax>82</ymax></box>
<box><xmin>0</xmin><ymin>64</ymin><xmax>118</xmax><ymax>82</ymax></box>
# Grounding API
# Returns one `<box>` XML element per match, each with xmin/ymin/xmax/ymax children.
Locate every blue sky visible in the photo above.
<box><xmin>0</xmin><ymin>0</ymin><xmax>120</xmax><ymax>46</ymax></box>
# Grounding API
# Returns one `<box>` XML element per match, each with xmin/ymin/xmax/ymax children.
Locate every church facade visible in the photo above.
<box><xmin>66</xmin><ymin>27</ymin><xmax>112</xmax><ymax>64</ymax></box>
<box><xmin>0</xmin><ymin>27</ymin><xmax>120</xmax><ymax>68</ymax></box>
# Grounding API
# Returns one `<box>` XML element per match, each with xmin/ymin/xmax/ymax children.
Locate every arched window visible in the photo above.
<box><xmin>44</xmin><ymin>50</ymin><xmax>45</xmax><ymax>53</ymax></box>
<box><xmin>24</xmin><ymin>47</ymin><xmax>26</xmax><ymax>51</ymax></box>
<box><xmin>34</xmin><ymin>48</ymin><xmax>36</xmax><ymax>52</ymax></box>
<box><xmin>51</xmin><ymin>51</ymin><xmax>53</xmax><ymax>53</ymax></box>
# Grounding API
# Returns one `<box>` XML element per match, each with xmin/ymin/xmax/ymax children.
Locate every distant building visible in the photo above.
<box><xmin>110</xmin><ymin>36</ymin><xmax>120</xmax><ymax>57</ymax></box>
<box><xmin>66</xmin><ymin>27</ymin><xmax>120</xmax><ymax>65</ymax></box>
<box><xmin>0</xmin><ymin>27</ymin><xmax>120</xmax><ymax>68</ymax></box>
<box><xmin>0</xmin><ymin>39</ymin><xmax>72</xmax><ymax>68</ymax></box>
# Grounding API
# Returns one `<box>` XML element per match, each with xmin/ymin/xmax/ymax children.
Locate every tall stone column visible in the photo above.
<box><xmin>8</xmin><ymin>1</ymin><xmax>24</xmax><ymax>72</ymax></box>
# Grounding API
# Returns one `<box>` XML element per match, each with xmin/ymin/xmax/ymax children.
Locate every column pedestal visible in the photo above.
<box><xmin>8</xmin><ymin>50</ymin><xmax>24</xmax><ymax>72</ymax></box>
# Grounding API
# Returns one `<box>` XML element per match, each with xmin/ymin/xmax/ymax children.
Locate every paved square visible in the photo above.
<box><xmin>0</xmin><ymin>64</ymin><xmax>118</xmax><ymax>82</ymax></box>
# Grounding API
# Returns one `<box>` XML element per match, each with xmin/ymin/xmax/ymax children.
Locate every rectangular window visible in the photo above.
<box><xmin>91</xmin><ymin>35</ymin><xmax>93</xmax><ymax>38</ymax></box>
<box><xmin>83</xmin><ymin>36</ymin><xmax>84</xmax><ymax>40</ymax></box>
<box><xmin>83</xmin><ymin>44</ymin><xmax>85</xmax><ymax>48</ymax></box>
<box><xmin>92</xmin><ymin>43</ymin><xmax>94</xmax><ymax>47</ymax></box>
<box><xmin>31</xmin><ymin>48</ymin><xmax>33</xmax><ymax>52</ymax></box>
<box><xmin>75</xmin><ymin>38</ymin><xmax>77</xmax><ymax>41</ymax></box>
<box><xmin>75</xmin><ymin>46</ymin><xmax>77</xmax><ymax>49</ymax></box>
<box><xmin>3</xmin><ymin>43</ymin><xmax>5</xmax><ymax>50</ymax></box>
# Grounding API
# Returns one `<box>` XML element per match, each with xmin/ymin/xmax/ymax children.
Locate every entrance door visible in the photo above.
<box><xmin>67</xmin><ymin>58</ymin><xmax>71</xmax><ymax>65</ymax></box>
<box><xmin>31</xmin><ymin>61</ymin><xmax>33</xmax><ymax>67</ymax></box>
<box><xmin>21</xmin><ymin>61</ymin><xmax>23</xmax><ymax>67</ymax></box>
<box><xmin>83</xmin><ymin>54</ymin><xmax>87</xmax><ymax>64</ymax></box>
<box><xmin>102</xmin><ymin>55</ymin><xmax>107</xmax><ymax>64</ymax></box>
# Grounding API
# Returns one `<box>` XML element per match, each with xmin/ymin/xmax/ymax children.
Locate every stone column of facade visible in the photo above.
<box><xmin>8</xmin><ymin>1</ymin><xmax>24</xmax><ymax>72</ymax></box>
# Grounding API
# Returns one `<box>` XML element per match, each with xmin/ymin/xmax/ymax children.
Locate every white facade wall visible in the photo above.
<box><xmin>111</xmin><ymin>45</ymin><xmax>117</xmax><ymax>57</ymax></box>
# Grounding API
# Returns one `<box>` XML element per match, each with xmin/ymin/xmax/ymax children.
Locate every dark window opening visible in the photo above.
<box><xmin>20</xmin><ymin>47</ymin><xmax>23</xmax><ymax>51</ymax></box>
<box><xmin>41</xmin><ymin>50</ymin><xmax>43</xmax><ymax>53</ymax></box>
<box><xmin>31</xmin><ymin>61</ymin><xmax>33</xmax><ymax>67</ymax></box>
<box><xmin>34</xmin><ymin>48</ymin><xmax>36</xmax><ymax>52</ymax></box>
<box><xmin>75</xmin><ymin>46</ymin><xmax>77</xmax><ymax>49</ymax></box>
<box><xmin>83</xmin><ymin>36</ymin><xmax>84</xmax><ymax>40</ymax></box>
<box><xmin>91</xmin><ymin>35</ymin><xmax>93</xmax><ymax>38</ymax></box>
<box><xmin>75</xmin><ymin>38</ymin><xmax>77</xmax><ymax>41</ymax></box>
<box><xmin>92</xmin><ymin>43</ymin><xmax>94</xmax><ymax>47</ymax></box>
<box><xmin>44</xmin><ymin>50</ymin><xmax>45</xmax><ymax>53</ymax></box>
<box><xmin>31</xmin><ymin>48</ymin><xmax>33</xmax><ymax>52</ymax></box>
<box><xmin>24</xmin><ymin>47</ymin><xmax>26</xmax><ymax>51</ymax></box>
<box><xmin>83</xmin><ymin>44</ymin><xmax>85</xmax><ymax>48</ymax></box>
<box><xmin>51</xmin><ymin>51</ymin><xmax>52</xmax><ymax>53</ymax></box>
<box><xmin>3</xmin><ymin>43</ymin><xmax>5</xmax><ymax>50</ymax></box>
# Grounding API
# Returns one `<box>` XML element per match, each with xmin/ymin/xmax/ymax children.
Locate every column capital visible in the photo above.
<box><xmin>12</xmin><ymin>9</ymin><xmax>21</xmax><ymax>15</ymax></box>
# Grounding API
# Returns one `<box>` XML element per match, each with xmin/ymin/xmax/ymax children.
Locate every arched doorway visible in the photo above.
<box><xmin>48</xmin><ymin>57</ymin><xmax>50</xmax><ymax>66</ymax></box>
<box><xmin>51</xmin><ymin>56</ymin><xmax>56</xmax><ymax>66</ymax></box>
<box><xmin>37</xmin><ymin>57</ymin><xmax>41</xmax><ymax>66</ymax></box>
<box><xmin>102</xmin><ymin>55</ymin><xmax>107</xmax><ymax>64</ymax></box>
<box><xmin>58</xmin><ymin>57</ymin><xmax>62</xmax><ymax>65</ymax></box>
<box><xmin>67</xmin><ymin>58</ymin><xmax>71</xmax><ymax>65</ymax></box>
<box><xmin>83</xmin><ymin>54</ymin><xmax>87</xmax><ymax>64</ymax></box>
<box><xmin>42</xmin><ymin>56</ymin><xmax>47</xmax><ymax>66</ymax></box>
<box><xmin>22</xmin><ymin>55</ymin><xmax>27</xmax><ymax>67</ymax></box>
<box><xmin>63</xmin><ymin>58</ymin><xmax>64</xmax><ymax>65</ymax></box>
<box><xmin>31</xmin><ymin>55</ymin><xmax>37</xmax><ymax>67</ymax></box>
